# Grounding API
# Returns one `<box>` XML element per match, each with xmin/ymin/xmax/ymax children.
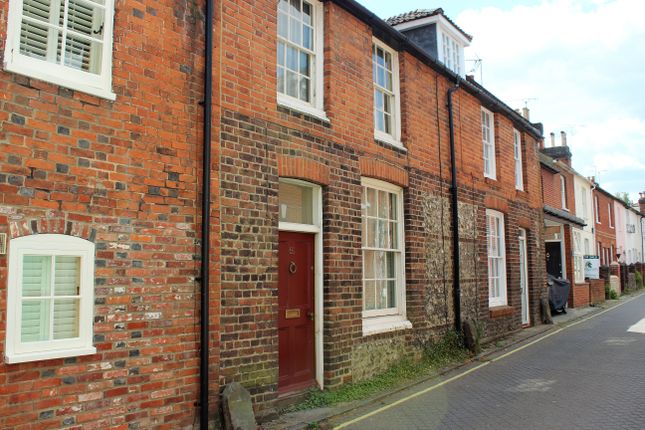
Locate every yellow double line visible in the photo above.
<box><xmin>334</xmin><ymin>294</ymin><xmax>642</xmax><ymax>429</ymax></box>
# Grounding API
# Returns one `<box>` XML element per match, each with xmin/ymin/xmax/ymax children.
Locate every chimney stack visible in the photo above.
<box><xmin>522</xmin><ymin>107</ymin><xmax>530</xmax><ymax>121</ymax></box>
<box><xmin>639</xmin><ymin>191</ymin><xmax>645</xmax><ymax>214</ymax></box>
<box><xmin>550</xmin><ymin>132</ymin><xmax>556</xmax><ymax>147</ymax></box>
<box><xmin>560</xmin><ymin>131</ymin><xmax>567</xmax><ymax>146</ymax></box>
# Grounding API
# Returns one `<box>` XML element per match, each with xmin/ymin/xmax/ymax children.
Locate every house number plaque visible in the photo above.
<box><xmin>285</xmin><ymin>308</ymin><xmax>301</xmax><ymax>319</ymax></box>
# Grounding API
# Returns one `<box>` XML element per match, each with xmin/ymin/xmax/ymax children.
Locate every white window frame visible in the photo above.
<box><xmin>4</xmin><ymin>0</ymin><xmax>116</xmax><ymax>100</ymax></box>
<box><xmin>276</xmin><ymin>0</ymin><xmax>327</xmax><ymax>121</ymax></box>
<box><xmin>5</xmin><ymin>234</ymin><xmax>96</xmax><ymax>363</ymax></box>
<box><xmin>361</xmin><ymin>177</ymin><xmax>411</xmax><ymax>336</ymax></box>
<box><xmin>595</xmin><ymin>196</ymin><xmax>600</xmax><ymax>223</ymax></box>
<box><xmin>439</xmin><ymin>32</ymin><xmax>462</xmax><ymax>75</ymax></box>
<box><xmin>560</xmin><ymin>176</ymin><xmax>568</xmax><ymax>210</ymax></box>
<box><xmin>486</xmin><ymin>209</ymin><xmax>507</xmax><ymax>307</ymax></box>
<box><xmin>481</xmin><ymin>107</ymin><xmax>496</xmax><ymax>180</ymax></box>
<box><xmin>608</xmin><ymin>203</ymin><xmax>613</xmax><ymax>228</ymax></box>
<box><xmin>513</xmin><ymin>129</ymin><xmax>524</xmax><ymax>191</ymax></box>
<box><xmin>573</xmin><ymin>230</ymin><xmax>584</xmax><ymax>283</ymax></box>
<box><xmin>372</xmin><ymin>38</ymin><xmax>402</xmax><ymax>148</ymax></box>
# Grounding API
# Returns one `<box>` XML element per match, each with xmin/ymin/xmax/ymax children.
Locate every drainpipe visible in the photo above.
<box><xmin>447</xmin><ymin>81</ymin><xmax>461</xmax><ymax>334</ymax></box>
<box><xmin>200</xmin><ymin>0</ymin><xmax>214</xmax><ymax>428</ymax></box>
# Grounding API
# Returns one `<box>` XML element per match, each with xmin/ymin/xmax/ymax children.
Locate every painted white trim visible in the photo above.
<box><xmin>481</xmin><ymin>107</ymin><xmax>496</xmax><ymax>180</ymax></box>
<box><xmin>518</xmin><ymin>228</ymin><xmax>530</xmax><ymax>325</ymax></box>
<box><xmin>276</xmin><ymin>0</ymin><xmax>326</xmax><ymax>117</ymax></box>
<box><xmin>372</xmin><ymin>37</ymin><xmax>402</xmax><ymax>145</ymax></box>
<box><xmin>514</xmin><ymin>129</ymin><xmax>524</xmax><ymax>191</ymax></box>
<box><xmin>392</xmin><ymin>14</ymin><xmax>471</xmax><ymax>46</ymax></box>
<box><xmin>486</xmin><ymin>209</ymin><xmax>507</xmax><ymax>307</ymax></box>
<box><xmin>277</xmin><ymin>179</ymin><xmax>324</xmax><ymax>389</ymax></box>
<box><xmin>360</xmin><ymin>177</ymin><xmax>410</xmax><ymax>335</ymax></box>
<box><xmin>5</xmin><ymin>234</ymin><xmax>96</xmax><ymax>363</ymax></box>
<box><xmin>3</xmin><ymin>0</ymin><xmax>116</xmax><ymax>100</ymax></box>
<box><xmin>278</xmin><ymin>95</ymin><xmax>330</xmax><ymax>123</ymax></box>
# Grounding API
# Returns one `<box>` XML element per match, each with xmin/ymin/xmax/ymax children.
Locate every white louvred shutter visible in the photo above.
<box><xmin>53</xmin><ymin>256</ymin><xmax>80</xmax><ymax>339</ymax></box>
<box><xmin>62</xmin><ymin>0</ymin><xmax>98</xmax><ymax>72</ymax></box>
<box><xmin>20</xmin><ymin>0</ymin><xmax>55</xmax><ymax>60</ymax></box>
<box><xmin>21</xmin><ymin>256</ymin><xmax>51</xmax><ymax>342</ymax></box>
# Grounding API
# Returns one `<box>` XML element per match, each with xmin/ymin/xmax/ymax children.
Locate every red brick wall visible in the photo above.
<box><xmin>594</xmin><ymin>189</ymin><xmax>617</xmax><ymax>264</ymax></box>
<box><xmin>589</xmin><ymin>279</ymin><xmax>606</xmax><ymax>305</ymax></box>
<box><xmin>0</xmin><ymin>0</ymin><xmax>217</xmax><ymax>428</ymax></box>
<box><xmin>541</xmin><ymin>165</ymin><xmax>575</xmax><ymax>214</ymax></box>
<box><xmin>217</xmin><ymin>0</ymin><xmax>546</xmax><ymax>413</ymax></box>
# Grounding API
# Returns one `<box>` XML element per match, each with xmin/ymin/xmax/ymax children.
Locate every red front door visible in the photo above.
<box><xmin>278</xmin><ymin>231</ymin><xmax>315</xmax><ymax>393</ymax></box>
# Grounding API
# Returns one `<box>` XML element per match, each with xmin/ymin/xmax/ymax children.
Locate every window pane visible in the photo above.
<box><xmin>53</xmin><ymin>298</ymin><xmax>80</xmax><ymax>339</ymax></box>
<box><xmin>286</xmin><ymin>45</ymin><xmax>298</xmax><ymax>71</ymax></box>
<box><xmin>277</xmin><ymin>42</ymin><xmax>285</xmax><ymax>66</ymax></box>
<box><xmin>375</xmin><ymin>251</ymin><xmax>386</xmax><ymax>278</ymax></box>
<box><xmin>277</xmin><ymin>66</ymin><xmax>285</xmax><ymax>93</ymax></box>
<box><xmin>278</xmin><ymin>12</ymin><xmax>288</xmax><ymax>38</ymax></box>
<box><xmin>377</xmin><ymin>190</ymin><xmax>389</xmax><ymax>218</ymax></box>
<box><xmin>389</xmin><ymin>221</ymin><xmax>398</xmax><ymax>248</ymax></box>
<box><xmin>376</xmin><ymin>280</ymin><xmax>388</xmax><ymax>309</ymax></box>
<box><xmin>279</xmin><ymin>181</ymin><xmax>313</xmax><ymax>224</ymax></box>
<box><xmin>299</xmin><ymin>77</ymin><xmax>310</xmax><ymax>102</ymax></box>
<box><xmin>299</xmin><ymin>51</ymin><xmax>310</xmax><ymax>75</ymax></box>
<box><xmin>363</xmin><ymin>250</ymin><xmax>375</xmax><ymax>279</ymax></box>
<box><xmin>55</xmin><ymin>256</ymin><xmax>80</xmax><ymax>296</ymax></box>
<box><xmin>63</xmin><ymin>33</ymin><xmax>101</xmax><ymax>73</ymax></box>
<box><xmin>286</xmin><ymin>70</ymin><xmax>298</xmax><ymax>97</ymax></box>
<box><xmin>367</xmin><ymin>218</ymin><xmax>377</xmax><ymax>248</ymax></box>
<box><xmin>366</xmin><ymin>187</ymin><xmax>377</xmax><ymax>216</ymax></box>
<box><xmin>386</xmin><ymin>251</ymin><xmax>395</xmax><ymax>278</ymax></box>
<box><xmin>303</xmin><ymin>25</ymin><xmax>312</xmax><ymax>50</ymax></box>
<box><xmin>289</xmin><ymin>16</ymin><xmax>301</xmax><ymax>45</ymax></box>
<box><xmin>21</xmin><ymin>299</ymin><xmax>50</xmax><ymax>342</ymax></box>
<box><xmin>377</xmin><ymin>220</ymin><xmax>387</xmax><ymax>248</ymax></box>
<box><xmin>20</xmin><ymin>19</ymin><xmax>54</xmax><ymax>60</ymax></box>
<box><xmin>302</xmin><ymin>2</ymin><xmax>312</xmax><ymax>24</ymax></box>
<box><xmin>387</xmin><ymin>279</ymin><xmax>396</xmax><ymax>308</ymax></box>
<box><xmin>289</xmin><ymin>0</ymin><xmax>300</xmax><ymax>15</ymax></box>
<box><xmin>23</xmin><ymin>0</ymin><xmax>52</xmax><ymax>22</ymax></box>
<box><xmin>22</xmin><ymin>255</ymin><xmax>51</xmax><ymax>297</ymax></box>
<box><xmin>364</xmin><ymin>280</ymin><xmax>376</xmax><ymax>310</ymax></box>
<box><xmin>65</xmin><ymin>0</ymin><xmax>103</xmax><ymax>39</ymax></box>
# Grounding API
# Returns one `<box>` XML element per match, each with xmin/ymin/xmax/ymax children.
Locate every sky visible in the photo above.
<box><xmin>358</xmin><ymin>0</ymin><xmax>645</xmax><ymax>203</ymax></box>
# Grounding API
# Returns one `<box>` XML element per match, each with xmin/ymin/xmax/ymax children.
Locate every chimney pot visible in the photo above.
<box><xmin>550</xmin><ymin>132</ymin><xmax>556</xmax><ymax>147</ymax></box>
<box><xmin>522</xmin><ymin>107</ymin><xmax>530</xmax><ymax>121</ymax></box>
<box><xmin>560</xmin><ymin>131</ymin><xmax>567</xmax><ymax>146</ymax></box>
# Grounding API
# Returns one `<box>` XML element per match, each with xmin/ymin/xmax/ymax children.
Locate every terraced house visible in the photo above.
<box><xmin>1</xmin><ymin>0</ymin><xmax>547</xmax><ymax>428</ymax></box>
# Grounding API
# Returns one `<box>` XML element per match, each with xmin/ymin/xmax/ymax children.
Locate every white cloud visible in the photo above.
<box><xmin>456</xmin><ymin>0</ymin><xmax>645</xmax><ymax>198</ymax></box>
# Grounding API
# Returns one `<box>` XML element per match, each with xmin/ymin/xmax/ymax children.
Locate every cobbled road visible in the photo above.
<box><xmin>333</xmin><ymin>293</ymin><xmax>645</xmax><ymax>430</ymax></box>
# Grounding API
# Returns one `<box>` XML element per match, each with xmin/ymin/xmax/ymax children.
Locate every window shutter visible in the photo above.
<box><xmin>20</xmin><ymin>0</ymin><xmax>53</xmax><ymax>60</ymax></box>
<box><xmin>62</xmin><ymin>0</ymin><xmax>98</xmax><ymax>72</ymax></box>
<box><xmin>21</xmin><ymin>256</ymin><xmax>51</xmax><ymax>342</ymax></box>
<box><xmin>54</xmin><ymin>256</ymin><xmax>80</xmax><ymax>339</ymax></box>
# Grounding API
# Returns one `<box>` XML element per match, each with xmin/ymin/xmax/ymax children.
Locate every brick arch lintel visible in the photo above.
<box><xmin>9</xmin><ymin>216</ymin><xmax>97</xmax><ymax>242</ymax></box>
<box><xmin>484</xmin><ymin>194</ymin><xmax>509</xmax><ymax>214</ymax></box>
<box><xmin>359</xmin><ymin>157</ymin><xmax>409</xmax><ymax>188</ymax></box>
<box><xmin>277</xmin><ymin>155</ymin><xmax>330</xmax><ymax>186</ymax></box>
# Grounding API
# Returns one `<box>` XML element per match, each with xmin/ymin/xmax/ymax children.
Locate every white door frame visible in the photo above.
<box><xmin>518</xmin><ymin>228</ymin><xmax>530</xmax><ymax>325</ymax></box>
<box><xmin>278</xmin><ymin>178</ymin><xmax>324</xmax><ymax>389</ymax></box>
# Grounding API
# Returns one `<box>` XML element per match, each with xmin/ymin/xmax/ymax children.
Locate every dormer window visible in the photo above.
<box><xmin>440</xmin><ymin>32</ymin><xmax>462</xmax><ymax>75</ymax></box>
<box><xmin>387</xmin><ymin>8</ymin><xmax>471</xmax><ymax>77</ymax></box>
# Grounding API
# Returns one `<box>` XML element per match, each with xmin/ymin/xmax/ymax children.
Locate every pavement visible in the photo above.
<box><xmin>263</xmin><ymin>291</ymin><xmax>645</xmax><ymax>430</ymax></box>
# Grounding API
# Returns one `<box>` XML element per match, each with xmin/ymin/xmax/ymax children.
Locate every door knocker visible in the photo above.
<box><xmin>289</xmin><ymin>261</ymin><xmax>297</xmax><ymax>274</ymax></box>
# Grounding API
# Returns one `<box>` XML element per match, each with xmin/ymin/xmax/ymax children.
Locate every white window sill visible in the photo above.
<box><xmin>5</xmin><ymin>346</ymin><xmax>97</xmax><ymax>364</ymax></box>
<box><xmin>374</xmin><ymin>132</ymin><xmax>406</xmax><ymax>151</ymax></box>
<box><xmin>4</xmin><ymin>61</ymin><xmax>116</xmax><ymax>101</ymax></box>
<box><xmin>362</xmin><ymin>314</ymin><xmax>412</xmax><ymax>336</ymax></box>
<box><xmin>484</xmin><ymin>174</ymin><xmax>497</xmax><ymax>181</ymax></box>
<box><xmin>277</xmin><ymin>94</ymin><xmax>329</xmax><ymax>123</ymax></box>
